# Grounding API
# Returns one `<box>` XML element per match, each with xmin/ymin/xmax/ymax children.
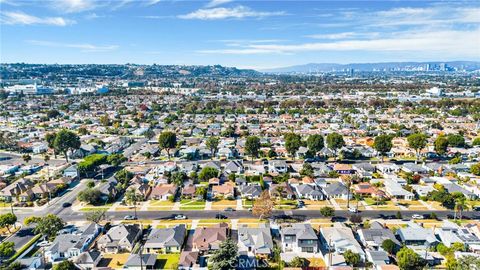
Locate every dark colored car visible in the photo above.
<box><xmin>215</xmin><ymin>214</ymin><xmax>227</xmax><ymax>219</ymax></box>
<box><xmin>62</xmin><ymin>202</ymin><xmax>72</xmax><ymax>207</ymax></box>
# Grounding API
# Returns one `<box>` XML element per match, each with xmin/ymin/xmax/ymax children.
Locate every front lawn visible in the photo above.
<box><xmin>156</xmin><ymin>254</ymin><xmax>180</xmax><ymax>270</ymax></box>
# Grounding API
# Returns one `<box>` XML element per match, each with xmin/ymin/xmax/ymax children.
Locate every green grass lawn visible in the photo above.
<box><xmin>180</xmin><ymin>200</ymin><xmax>206</xmax><ymax>210</ymax></box>
<box><xmin>156</xmin><ymin>254</ymin><xmax>180</xmax><ymax>270</ymax></box>
<box><xmin>243</xmin><ymin>199</ymin><xmax>253</xmax><ymax>207</ymax></box>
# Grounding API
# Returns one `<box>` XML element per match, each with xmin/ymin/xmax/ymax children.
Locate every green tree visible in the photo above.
<box><xmin>381</xmin><ymin>239</ymin><xmax>397</xmax><ymax>255</ymax></box>
<box><xmin>85</xmin><ymin>209</ymin><xmax>106</xmax><ymax>224</ymax></box>
<box><xmin>45</xmin><ymin>132</ymin><xmax>58</xmax><ymax>158</ymax></box>
<box><xmin>343</xmin><ymin>249</ymin><xmax>361</xmax><ymax>266</ymax></box>
<box><xmin>456</xmin><ymin>255</ymin><xmax>480</xmax><ymax>269</ymax></box>
<box><xmin>210</xmin><ymin>239</ymin><xmax>238</xmax><ymax>270</ymax></box>
<box><xmin>22</xmin><ymin>154</ymin><xmax>31</xmax><ymax>164</ymax></box>
<box><xmin>407</xmin><ymin>133</ymin><xmax>428</xmax><ymax>162</ymax></box>
<box><xmin>396</xmin><ymin>247</ymin><xmax>426</xmax><ymax>270</ymax></box>
<box><xmin>289</xmin><ymin>257</ymin><xmax>306</xmax><ymax>267</ymax></box>
<box><xmin>171</xmin><ymin>171</ymin><xmax>187</xmax><ymax>187</ymax></box>
<box><xmin>46</xmin><ymin>109</ymin><xmax>60</xmax><ymax>119</ymax></box>
<box><xmin>300</xmin><ymin>163</ymin><xmax>314</xmax><ymax>177</ymax></box>
<box><xmin>77</xmin><ymin>188</ymin><xmax>103</xmax><ymax>205</ymax></box>
<box><xmin>158</xmin><ymin>131</ymin><xmax>177</xmax><ymax>160</ymax></box>
<box><xmin>374</xmin><ymin>134</ymin><xmax>393</xmax><ymax>161</ymax></box>
<box><xmin>0</xmin><ymin>242</ymin><xmax>15</xmax><ymax>258</ymax></box>
<box><xmin>245</xmin><ymin>136</ymin><xmax>261</xmax><ymax>160</ymax></box>
<box><xmin>471</xmin><ymin>163</ymin><xmax>480</xmax><ymax>176</ymax></box>
<box><xmin>326</xmin><ymin>132</ymin><xmax>345</xmax><ymax>161</ymax></box>
<box><xmin>52</xmin><ymin>260</ymin><xmax>75</xmax><ymax>270</ymax></box>
<box><xmin>198</xmin><ymin>167</ymin><xmax>219</xmax><ymax>181</ymax></box>
<box><xmin>320</xmin><ymin>206</ymin><xmax>335</xmax><ymax>217</ymax></box>
<box><xmin>447</xmin><ymin>134</ymin><xmax>465</xmax><ymax>148</ymax></box>
<box><xmin>53</xmin><ymin>129</ymin><xmax>81</xmax><ymax>162</ymax></box>
<box><xmin>29</xmin><ymin>214</ymin><xmax>65</xmax><ymax>241</ymax></box>
<box><xmin>284</xmin><ymin>132</ymin><xmax>302</xmax><ymax>159</ymax></box>
<box><xmin>107</xmin><ymin>153</ymin><xmax>126</xmax><ymax>166</ymax></box>
<box><xmin>473</xmin><ymin>137</ymin><xmax>480</xmax><ymax>146</ymax></box>
<box><xmin>307</xmin><ymin>134</ymin><xmax>324</xmax><ymax>155</ymax></box>
<box><xmin>434</xmin><ymin>135</ymin><xmax>449</xmax><ymax>155</ymax></box>
<box><xmin>143</xmin><ymin>129</ymin><xmax>155</xmax><ymax>140</ymax></box>
<box><xmin>206</xmin><ymin>136</ymin><xmax>220</xmax><ymax>159</ymax></box>
<box><xmin>0</xmin><ymin>213</ymin><xmax>17</xmax><ymax>233</ymax></box>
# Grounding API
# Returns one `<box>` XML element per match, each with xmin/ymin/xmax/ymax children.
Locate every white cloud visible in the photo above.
<box><xmin>145</xmin><ymin>0</ymin><xmax>162</xmax><ymax>6</ymax></box>
<box><xmin>50</xmin><ymin>0</ymin><xmax>97</xmax><ymax>13</ymax></box>
<box><xmin>1</xmin><ymin>11</ymin><xmax>75</xmax><ymax>26</ymax></box>
<box><xmin>198</xmin><ymin>28</ymin><xmax>480</xmax><ymax>59</ymax></box>
<box><xmin>27</xmin><ymin>40</ymin><xmax>118</xmax><ymax>52</ymax></box>
<box><xmin>205</xmin><ymin>0</ymin><xmax>233</xmax><ymax>8</ymax></box>
<box><xmin>178</xmin><ymin>5</ymin><xmax>285</xmax><ymax>20</ymax></box>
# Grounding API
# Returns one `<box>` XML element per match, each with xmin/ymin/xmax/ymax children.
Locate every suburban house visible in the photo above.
<box><xmin>181</xmin><ymin>184</ymin><xmax>197</xmax><ymax>199</ymax></box>
<box><xmin>268</xmin><ymin>160</ymin><xmax>288</xmax><ymax>174</ymax></box>
<box><xmin>178</xmin><ymin>251</ymin><xmax>200</xmax><ymax>270</ymax></box>
<box><xmin>322</xmin><ymin>182</ymin><xmax>351</xmax><ymax>200</ymax></box>
<box><xmin>237</xmin><ymin>224</ymin><xmax>274</xmax><ymax>257</ymax></box>
<box><xmin>123</xmin><ymin>254</ymin><xmax>157</xmax><ymax>270</ymax></box>
<box><xmin>224</xmin><ymin>160</ymin><xmax>244</xmax><ymax>175</ymax></box>
<box><xmin>237</xmin><ymin>184</ymin><xmax>262</xmax><ymax>199</ymax></box>
<box><xmin>211</xmin><ymin>181</ymin><xmax>235</xmax><ymax>199</ymax></box>
<box><xmin>293</xmin><ymin>184</ymin><xmax>324</xmax><ymax>200</ymax></box>
<box><xmin>435</xmin><ymin>221</ymin><xmax>480</xmax><ymax>248</ymax></box>
<box><xmin>269</xmin><ymin>182</ymin><xmax>296</xmax><ymax>200</ymax></box>
<box><xmin>320</xmin><ymin>224</ymin><xmax>365</xmax><ymax>262</ymax></box>
<box><xmin>383</xmin><ymin>179</ymin><xmax>414</xmax><ymax>200</ymax></box>
<box><xmin>144</xmin><ymin>224</ymin><xmax>186</xmax><ymax>254</ymax></box>
<box><xmin>74</xmin><ymin>250</ymin><xmax>102</xmax><ymax>270</ymax></box>
<box><xmin>358</xmin><ymin>222</ymin><xmax>400</xmax><ymax>251</ymax></box>
<box><xmin>396</xmin><ymin>222</ymin><xmax>438</xmax><ymax>248</ymax></box>
<box><xmin>280</xmin><ymin>223</ymin><xmax>319</xmax><ymax>253</ymax></box>
<box><xmin>45</xmin><ymin>223</ymin><xmax>102</xmax><ymax>262</ymax></box>
<box><xmin>149</xmin><ymin>184</ymin><xmax>178</xmax><ymax>201</ymax></box>
<box><xmin>0</xmin><ymin>178</ymin><xmax>35</xmax><ymax>202</ymax></box>
<box><xmin>97</xmin><ymin>224</ymin><xmax>142</xmax><ymax>253</ymax></box>
<box><xmin>192</xmin><ymin>223</ymin><xmax>229</xmax><ymax>252</ymax></box>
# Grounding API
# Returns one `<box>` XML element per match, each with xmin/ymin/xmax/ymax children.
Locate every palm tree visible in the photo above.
<box><xmin>22</xmin><ymin>154</ymin><xmax>31</xmax><ymax>164</ymax></box>
<box><xmin>454</xmin><ymin>197</ymin><xmax>467</xmax><ymax>220</ymax></box>
<box><xmin>344</xmin><ymin>176</ymin><xmax>353</xmax><ymax>209</ymax></box>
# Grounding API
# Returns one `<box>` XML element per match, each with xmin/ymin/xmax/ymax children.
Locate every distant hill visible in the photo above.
<box><xmin>261</xmin><ymin>61</ymin><xmax>480</xmax><ymax>73</ymax></box>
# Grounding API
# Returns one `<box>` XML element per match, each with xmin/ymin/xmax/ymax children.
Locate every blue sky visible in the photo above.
<box><xmin>1</xmin><ymin>0</ymin><xmax>479</xmax><ymax>69</ymax></box>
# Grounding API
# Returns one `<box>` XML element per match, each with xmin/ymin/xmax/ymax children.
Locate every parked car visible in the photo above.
<box><xmin>348</xmin><ymin>207</ymin><xmax>358</xmax><ymax>213</ymax></box>
<box><xmin>124</xmin><ymin>215</ymin><xmax>137</xmax><ymax>220</ymax></box>
<box><xmin>224</xmin><ymin>207</ymin><xmax>235</xmax><ymax>212</ymax></box>
<box><xmin>174</xmin><ymin>214</ymin><xmax>187</xmax><ymax>220</ymax></box>
<box><xmin>412</xmin><ymin>214</ymin><xmax>423</xmax><ymax>220</ymax></box>
<box><xmin>62</xmin><ymin>202</ymin><xmax>72</xmax><ymax>207</ymax></box>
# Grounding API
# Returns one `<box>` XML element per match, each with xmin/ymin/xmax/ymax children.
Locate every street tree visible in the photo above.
<box><xmin>396</xmin><ymin>247</ymin><xmax>426</xmax><ymax>270</ymax></box>
<box><xmin>52</xmin><ymin>260</ymin><xmax>75</xmax><ymax>270</ymax></box>
<box><xmin>53</xmin><ymin>129</ymin><xmax>81</xmax><ymax>162</ymax></box>
<box><xmin>289</xmin><ymin>257</ymin><xmax>306</xmax><ymax>267</ymax></box>
<box><xmin>326</xmin><ymin>132</ymin><xmax>345</xmax><ymax>161</ymax></box>
<box><xmin>77</xmin><ymin>188</ymin><xmax>103</xmax><ymax>205</ymax></box>
<box><xmin>407</xmin><ymin>133</ymin><xmax>428</xmax><ymax>163</ymax></box>
<box><xmin>245</xmin><ymin>136</ymin><xmax>261</xmax><ymax>160</ymax></box>
<box><xmin>158</xmin><ymin>131</ymin><xmax>177</xmax><ymax>160</ymax></box>
<box><xmin>471</xmin><ymin>163</ymin><xmax>480</xmax><ymax>176</ymax></box>
<box><xmin>434</xmin><ymin>135</ymin><xmax>449</xmax><ymax>155</ymax></box>
<box><xmin>447</xmin><ymin>134</ymin><xmax>465</xmax><ymax>148</ymax></box>
<box><xmin>85</xmin><ymin>209</ymin><xmax>106</xmax><ymax>224</ymax></box>
<box><xmin>0</xmin><ymin>242</ymin><xmax>15</xmax><ymax>258</ymax></box>
<box><xmin>206</xmin><ymin>136</ymin><xmax>220</xmax><ymax>159</ymax></box>
<box><xmin>0</xmin><ymin>213</ymin><xmax>17</xmax><ymax>233</ymax></box>
<box><xmin>210</xmin><ymin>239</ymin><xmax>238</xmax><ymax>270</ymax></box>
<box><xmin>284</xmin><ymin>132</ymin><xmax>302</xmax><ymax>159</ymax></box>
<box><xmin>22</xmin><ymin>154</ymin><xmax>31</xmax><ymax>164</ymax></box>
<box><xmin>252</xmin><ymin>191</ymin><xmax>275</xmax><ymax>219</ymax></box>
<box><xmin>307</xmin><ymin>134</ymin><xmax>324</xmax><ymax>155</ymax></box>
<box><xmin>374</xmin><ymin>134</ymin><xmax>393</xmax><ymax>162</ymax></box>
<box><xmin>28</xmin><ymin>214</ymin><xmax>65</xmax><ymax>240</ymax></box>
<box><xmin>320</xmin><ymin>206</ymin><xmax>335</xmax><ymax>217</ymax></box>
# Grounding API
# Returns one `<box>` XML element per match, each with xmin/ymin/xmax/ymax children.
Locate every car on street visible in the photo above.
<box><xmin>174</xmin><ymin>214</ymin><xmax>187</xmax><ymax>220</ymax></box>
<box><xmin>62</xmin><ymin>202</ymin><xmax>72</xmax><ymax>207</ymax></box>
<box><xmin>215</xmin><ymin>214</ymin><xmax>227</xmax><ymax>219</ymax></box>
<box><xmin>348</xmin><ymin>207</ymin><xmax>358</xmax><ymax>213</ymax></box>
<box><xmin>412</xmin><ymin>214</ymin><xmax>423</xmax><ymax>220</ymax></box>
<box><xmin>224</xmin><ymin>207</ymin><xmax>235</xmax><ymax>212</ymax></box>
<box><xmin>124</xmin><ymin>215</ymin><xmax>137</xmax><ymax>220</ymax></box>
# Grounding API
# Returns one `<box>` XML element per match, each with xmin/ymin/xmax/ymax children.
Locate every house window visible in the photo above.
<box><xmin>302</xmin><ymin>247</ymin><xmax>314</xmax><ymax>253</ymax></box>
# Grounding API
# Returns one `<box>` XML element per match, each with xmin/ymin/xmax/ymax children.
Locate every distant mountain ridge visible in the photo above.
<box><xmin>261</xmin><ymin>61</ymin><xmax>480</xmax><ymax>73</ymax></box>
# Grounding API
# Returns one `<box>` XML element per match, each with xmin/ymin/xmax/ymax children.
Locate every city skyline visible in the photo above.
<box><xmin>1</xmin><ymin>0</ymin><xmax>480</xmax><ymax>69</ymax></box>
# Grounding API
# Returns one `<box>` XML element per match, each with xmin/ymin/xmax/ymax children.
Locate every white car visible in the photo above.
<box><xmin>412</xmin><ymin>214</ymin><xmax>423</xmax><ymax>220</ymax></box>
<box><xmin>174</xmin><ymin>214</ymin><xmax>187</xmax><ymax>220</ymax></box>
<box><xmin>348</xmin><ymin>207</ymin><xmax>358</xmax><ymax>213</ymax></box>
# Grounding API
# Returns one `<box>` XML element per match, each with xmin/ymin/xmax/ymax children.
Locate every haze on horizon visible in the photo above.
<box><xmin>1</xmin><ymin>0</ymin><xmax>479</xmax><ymax>69</ymax></box>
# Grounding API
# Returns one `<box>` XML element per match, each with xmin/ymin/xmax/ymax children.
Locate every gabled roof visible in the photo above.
<box><xmin>144</xmin><ymin>224</ymin><xmax>186</xmax><ymax>248</ymax></box>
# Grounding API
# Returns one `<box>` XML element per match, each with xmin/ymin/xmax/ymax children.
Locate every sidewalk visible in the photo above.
<box><xmin>329</xmin><ymin>199</ymin><xmax>341</xmax><ymax>210</ymax></box>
